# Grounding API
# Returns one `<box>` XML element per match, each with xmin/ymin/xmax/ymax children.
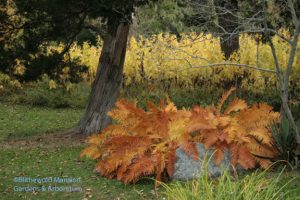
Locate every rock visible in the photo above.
<box><xmin>173</xmin><ymin>143</ymin><xmax>239</xmax><ymax>180</ymax></box>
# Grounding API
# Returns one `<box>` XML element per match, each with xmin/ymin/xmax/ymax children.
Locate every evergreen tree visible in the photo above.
<box><xmin>1</xmin><ymin>0</ymin><xmax>156</xmax><ymax>135</ymax></box>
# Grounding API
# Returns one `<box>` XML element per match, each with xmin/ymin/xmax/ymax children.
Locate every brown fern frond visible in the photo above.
<box><xmin>179</xmin><ymin>141</ymin><xmax>199</xmax><ymax>161</ymax></box>
<box><xmin>216</xmin><ymin>87</ymin><xmax>236</xmax><ymax>114</ymax></box>
<box><xmin>166</xmin><ymin>149</ymin><xmax>177</xmax><ymax>177</ymax></box>
<box><xmin>214</xmin><ymin>148</ymin><xmax>225</xmax><ymax>166</ymax></box>
<box><xmin>121</xmin><ymin>156</ymin><xmax>155</xmax><ymax>183</ymax></box>
<box><xmin>224</xmin><ymin>98</ymin><xmax>247</xmax><ymax>114</ymax></box>
<box><xmin>237</xmin><ymin>146</ymin><xmax>256</xmax><ymax>169</ymax></box>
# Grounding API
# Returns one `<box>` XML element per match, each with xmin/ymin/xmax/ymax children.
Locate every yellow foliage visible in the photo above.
<box><xmin>43</xmin><ymin>32</ymin><xmax>299</xmax><ymax>93</ymax></box>
<box><xmin>48</xmin><ymin>80</ymin><xmax>57</xmax><ymax>90</ymax></box>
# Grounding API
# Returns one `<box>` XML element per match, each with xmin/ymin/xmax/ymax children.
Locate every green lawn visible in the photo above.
<box><xmin>0</xmin><ymin>103</ymin><xmax>83</xmax><ymax>142</ymax></box>
<box><xmin>0</xmin><ymin>104</ymin><xmax>158</xmax><ymax>200</ymax></box>
<box><xmin>0</xmin><ymin>146</ymin><xmax>157</xmax><ymax>200</ymax></box>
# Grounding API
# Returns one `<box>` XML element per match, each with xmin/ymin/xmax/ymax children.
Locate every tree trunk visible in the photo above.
<box><xmin>75</xmin><ymin>21</ymin><xmax>130</xmax><ymax>135</ymax></box>
<box><xmin>215</xmin><ymin>0</ymin><xmax>239</xmax><ymax>60</ymax></box>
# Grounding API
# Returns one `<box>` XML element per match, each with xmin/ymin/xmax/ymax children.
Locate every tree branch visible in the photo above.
<box><xmin>162</xmin><ymin>57</ymin><xmax>276</xmax><ymax>73</ymax></box>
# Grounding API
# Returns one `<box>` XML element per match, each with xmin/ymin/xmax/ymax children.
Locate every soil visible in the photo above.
<box><xmin>0</xmin><ymin>129</ymin><xmax>87</xmax><ymax>149</ymax></box>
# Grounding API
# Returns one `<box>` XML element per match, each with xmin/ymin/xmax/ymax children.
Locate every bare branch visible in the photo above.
<box><xmin>264</xmin><ymin>29</ymin><xmax>293</xmax><ymax>45</ymax></box>
<box><xmin>190</xmin><ymin>63</ymin><xmax>276</xmax><ymax>73</ymax></box>
<box><xmin>268</xmin><ymin>38</ymin><xmax>284</xmax><ymax>83</ymax></box>
<box><xmin>162</xmin><ymin>57</ymin><xmax>276</xmax><ymax>74</ymax></box>
<box><xmin>287</xmin><ymin>0</ymin><xmax>299</xmax><ymax>26</ymax></box>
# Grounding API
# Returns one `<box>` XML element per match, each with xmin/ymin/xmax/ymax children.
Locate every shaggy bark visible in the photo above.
<box><xmin>76</xmin><ymin>20</ymin><xmax>130</xmax><ymax>135</ymax></box>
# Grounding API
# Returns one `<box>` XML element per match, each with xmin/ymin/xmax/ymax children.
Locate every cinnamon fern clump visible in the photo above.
<box><xmin>81</xmin><ymin>88</ymin><xmax>280</xmax><ymax>184</ymax></box>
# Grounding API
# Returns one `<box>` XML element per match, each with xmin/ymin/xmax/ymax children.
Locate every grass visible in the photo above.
<box><xmin>0</xmin><ymin>103</ymin><xmax>158</xmax><ymax>199</ymax></box>
<box><xmin>162</xmin><ymin>169</ymin><xmax>300</xmax><ymax>200</ymax></box>
<box><xmin>0</xmin><ymin>103</ymin><xmax>83</xmax><ymax>142</ymax></box>
<box><xmin>0</xmin><ymin>146</ymin><xmax>157</xmax><ymax>200</ymax></box>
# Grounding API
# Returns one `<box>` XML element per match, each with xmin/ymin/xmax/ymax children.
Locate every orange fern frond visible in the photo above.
<box><xmin>166</xmin><ymin>149</ymin><xmax>177</xmax><ymax>177</ymax></box>
<box><xmin>237</xmin><ymin>146</ymin><xmax>256</xmax><ymax>170</ymax></box>
<box><xmin>179</xmin><ymin>141</ymin><xmax>199</xmax><ymax>161</ymax></box>
<box><xmin>224</xmin><ymin>98</ymin><xmax>247</xmax><ymax>114</ymax></box>
<box><xmin>216</xmin><ymin>87</ymin><xmax>236</xmax><ymax>114</ymax></box>
<box><xmin>120</xmin><ymin>156</ymin><xmax>155</xmax><ymax>184</ymax></box>
<box><xmin>214</xmin><ymin>148</ymin><xmax>225</xmax><ymax>166</ymax></box>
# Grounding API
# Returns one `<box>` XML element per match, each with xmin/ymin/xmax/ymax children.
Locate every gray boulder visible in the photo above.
<box><xmin>173</xmin><ymin>143</ymin><xmax>241</xmax><ymax>180</ymax></box>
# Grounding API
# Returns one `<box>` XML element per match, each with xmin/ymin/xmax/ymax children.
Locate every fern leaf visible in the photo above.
<box><xmin>80</xmin><ymin>145</ymin><xmax>100</xmax><ymax>158</ymax></box>
<box><xmin>255</xmin><ymin>158</ymin><xmax>272</xmax><ymax>169</ymax></box>
<box><xmin>166</xmin><ymin>149</ymin><xmax>177</xmax><ymax>177</ymax></box>
<box><xmin>180</xmin><ymin>141</ymin><xmax>199</xmax><ymax>161</ymax></box>
<box><xmin>154</xmin><ymin>154</ymin><xmax>165</xmax><ymax>185</ymax></box>
<box><xmin>217</xmin><ymin>87</ymin><xmax>236</xmax><ymax>113</ymax></box>
<box><xmin>188</xmin><ymin>122</ymin><xmax>214</xmax><ymax>133</ymax></box>
<box><xmin>121</xmin><ymin>156</ymin><xmax>155</xmax><ymax>184</ymax></box>
<box><xmin>229</xmin><ymin>144</ymin><xmax>239</xmax><ymax>167</ymax></box>
<box><xmin>214</xmin><ymin>148</ymin><xmax>225</xmax><ymax>166</ymax></box>
<box><xmin>202</xmin><ymin>130</ymin><xmax>219</xmax><ymax>149</ymax></box>
<box><xmin>224</xmin><ymin>98</ymin><xmax>247</xmax><ymax>114</ymax></box>
<box><xmin>86</xmin><ymin>134</ymin><xmax>103</xmax><ymax>145</ymax></box>
<box><xmin>248</xmin><ymin>128</ymin><xmax>273</xmax><ymax>146</ymax></box>
<box><xmin>237</xmin><ymin>146</ymin><xmax>256</xmax><ymax>170</ymax></box>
